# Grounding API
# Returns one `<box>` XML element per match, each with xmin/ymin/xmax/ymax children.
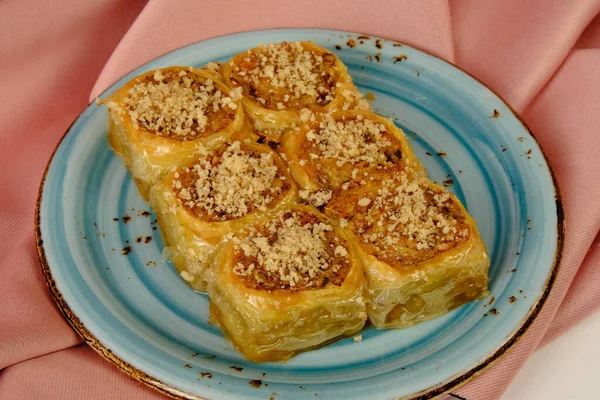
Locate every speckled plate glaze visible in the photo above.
<box><xmin>36</xmin><ymin>29</ymin><xmax>563</xmax><ymax>400</ymax></box>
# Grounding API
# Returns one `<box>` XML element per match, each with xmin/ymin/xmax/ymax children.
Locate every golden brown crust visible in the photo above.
<box><xmin>148</xmin><ymin>140</ymin><xmax>298</xmax><ymax>292</ymax></box>
<box><xmin>324</xmin><ymin>173</ymin><xmax>490</xmax><ymax>329</ymax></box>
<box><xmin>325</xmin><ymin>174</ymin><xmax>471</xmax><ymax>270</ymax></box>
<box><xmin>102</xmin><ymin>66</ymin><xmax>247</xmax><ymax>200</ymax></box>
<box><xmin>281</xmin><ymin>110</ymin><xmax>426</xmax><ymax>193</ymax></box>
<box><xmin>220</xmin><ymin>42</ymin><xmax>369</xmax><ymax>138</ymax></box>
<box><xmin>207</xmin><ymin>204</ymin><xmax>367</xmax><ymax>362</ymax></box>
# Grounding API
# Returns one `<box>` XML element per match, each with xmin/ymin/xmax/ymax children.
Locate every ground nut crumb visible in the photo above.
<box><xmin>231</xmin><ymin>42</ymin><xmax>338</xmax><ymax>109</ymax></box>
<box><xmin>334</xmin><ymin>245</ymin><xmax>348</xmax><ymax>257</ymax></box>
<box><xmin>299</xmin><ymin>189</ymin><xmax>332</xmax><ymax>207</ymax></box>
<box><xmin>232</xmin><ymin>211</ymin><xmax>350</xmax><ymax>291</ymax></box>
<box><xmin>180</xmin><ymin>270</ymin><xmax>195</xmax><ymax>282</ymax></box>
<box><xmin>173</xmin><ymin>142</ymin><xmax>287</xmax><ymax>220</ymax></box>
<box><xmin>358</xmin><ymin>197</ymin><xmax>371</xmax><ymax>207</ymax></box>
<box><xmin>116</xmin><ymin>69</ymin><xmax>237</xmax><ymax>140</ymax></box>
<box><xmin>363</xmin><ymin>175</ymin><xmax>468</xmax><ymax>252</ymax></box>
<box><xmin>307</xmin><ymin>115</ymin><xmax>393</xmax><ymax>167</ymax></box>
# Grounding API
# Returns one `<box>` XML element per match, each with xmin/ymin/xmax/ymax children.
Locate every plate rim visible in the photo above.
<box><xmin>34</xmin><ymin>28</ymin><xmax>565</xmax><ymax>400</ymax></box>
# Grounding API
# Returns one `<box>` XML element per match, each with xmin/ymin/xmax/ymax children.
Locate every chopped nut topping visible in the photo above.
<box><xmin>229</xmin><ymin>42</ymin><xmax>338</xmax><ymax>110</ymax></box>
<box><xmin>299</xmin><ymin>189</ymin><xmax>332</xmax><ymax>207</ymax></box>
<box><xmin>357</xmin><ymin>197</ymin><xmax>371</xmax><ymax>207</ymax></box>
<box><xmin>306</xmin><ymin>115</ymin><xmax>399</xmax><ymax>167</ymax></box>
<box><xmin>173</xmin><ymin>142</ymin><xmax>289</xmax><ymax>221</ymax></box>
<box><xmin>180</xmin><ymin>270</ymin><xmax>195</xmax><ymax>282</ymax></box>
<box><xmin>232</xmin><ymin>210</ymin><xmax>350</xmax><ymax>291</ymax></box>
<box><xmin>115</xmin><ymin>69</ymin><xmax>238</xmax><ymax>140</ymax></box>
<box><xmin>370</xmin><ymin>176</ymin><xmax>468</xmax><ymax>251</ymax></box>
<box><xmin>326</xmin><ymin>174</ymin><xmax>469</xmax><ymax>267</ymax></box>
<box><xmin>299</xmin><ymin>108</ymin><xmax>316</xmax><ymax>122</ymax></box>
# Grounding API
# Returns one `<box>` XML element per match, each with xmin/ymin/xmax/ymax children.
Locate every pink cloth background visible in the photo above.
<box><xmin>1</xmin><ymin>0</ymin><xmax>599</xmax><ymax>398</ymax></box>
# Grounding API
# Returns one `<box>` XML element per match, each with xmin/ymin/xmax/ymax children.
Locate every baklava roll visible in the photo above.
<box><xmin>103</xmin><ymin>66</ymin><xmax>245</xmax><ymax>200</ymax></box>
<box><xmin>208</xmin><ymin>205</ymin><xmax>367</xmax><ymax>362</ymax></box>
<box><xmin>149</xmin><ymin>141</ymin><xmax>297</xmax><ymax>291</ymax></box>
<box><xmin>280</xmin><ymin>110</ymin><xmax>426</xmax><ymax>205</ymax></box>
<box><xmin>220</xmin><ymin>41</ymin><xmax>368</xmax><ymax>141</ymax></box>
<box><xmin>324</xmin><ymin>174</ymin><xmax>490</xmax><ymax>329</ymax></box>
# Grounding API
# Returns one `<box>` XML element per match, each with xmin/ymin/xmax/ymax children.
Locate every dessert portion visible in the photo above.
<box><xmin>104</xmin><ymin>66</ymin><xmax>245</xmax><ymax>199</ymax></box>
<box><xmin>220</xmin><ymin>41</ymin><xmax>368</xmax><ymax>140</ymax></box>
<box><xmin>149</xmin><ymin>141</ymin><xmax>297</xmax><ymax>291</ymax></box>
<box><xmin>103</xmin><ymin>40</ymin><xmax>490</xmax><ymax>362</ymax></box>
<box><xmin>325</xmin><ymin>174</ymin><xmax>489</xmax><ymax>328</ymax></box>
<box><xmin>281</xmin><ymin>110</ymin><xmax>425</xmax><ymax>205</ymax></box>
<box><xmin>207</xmin><ymin>205</ymin><xmax>367</xmax><ymax>362</ymax></box>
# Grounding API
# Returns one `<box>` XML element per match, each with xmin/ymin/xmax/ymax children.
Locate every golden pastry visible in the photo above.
<box><xmin>220</xmin><ymin>41</ymin><xmax>368</xmax><ymax>141</ymax></box>
<box><xmin>103</xmin><ymin>66</ymin><xmax>246</xmax><ymax>200</ymax></box>
<box><xmin>102</xmin><ymin>42</ymin><xmax>492</xmax><ymax>362</ymax></box>
<box><xmin>325</xmin><ymin>174</ymin><xmax>490</xmax><ymax>329</ymax></box>
<box><xmin>208</xmin><ymin>205</ymin><xmax>367</xmax><ymax>362</ymax></box>
<box><xmin>280</xmin><ymin>110</ymin><xmax>425</xmax><ymax>205</ymax></box>
<box><xmin>149</xmin><ymin>140</ymin><xmax>297</xmax><ymax>291</ymax></box>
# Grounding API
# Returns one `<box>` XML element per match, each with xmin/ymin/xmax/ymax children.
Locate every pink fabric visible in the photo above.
<box><xmin>1</xmin><ymin>0</ymin><xmax>599</xmax><ymax>398</ymax></box>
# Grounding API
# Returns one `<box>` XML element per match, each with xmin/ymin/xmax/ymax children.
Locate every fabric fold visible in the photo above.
<box><xmin>90</xmin><ymin>0</ymin><xmax>455</xmax><ymax>99</ymax></box>
<box><xmin>451</xmin><ymin>0</ymin><xmax>600</xmax><ymax>112</ymax></box>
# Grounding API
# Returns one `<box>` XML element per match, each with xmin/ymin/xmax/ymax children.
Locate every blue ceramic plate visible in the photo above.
<box><xmin>36</xmin><ymin>29</ymin><xmax>563</xmax><ymax>400</ymax></box>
